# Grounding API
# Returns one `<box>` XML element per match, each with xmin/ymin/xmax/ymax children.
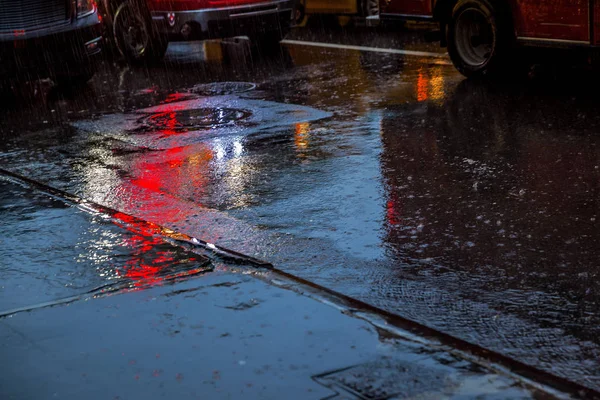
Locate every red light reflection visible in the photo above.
<box><xmin>386</xmin><ymin>192</ymin><xmax>402</xmax><ymax>227</ymax></box>
<box><xmin>111</xmin><ymin>212</ymin><xmax>206</xmax><ymax>288</ymax></box>
<box><xmin>163</xmin><ymin>92</ymin><xmax>194</xmax><ymax>104</ymax></box>
<box><xmin>145</xmin><ymin>103</ymin><xmax>188</xmax><ymax>136</ymax></box>
<box><xmin>416</xmin><ymin>70</ymin><xmax>428</xmax><ymax>102</ymax></box>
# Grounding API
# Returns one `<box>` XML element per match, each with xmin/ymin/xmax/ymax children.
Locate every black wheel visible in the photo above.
<box><xmin>361</xmin><ymin>0</ymin><xmax>380</xmax><ymax>17</ymax></box>
<box><xmin>113</xmin><ymin>1</ymin><xmax>168</xmax><ymax>63</ymax></box>
<box><xmin>447</xmin><ymin>0</ymin><xmax>513</xmax><ymax>78</ymax></box>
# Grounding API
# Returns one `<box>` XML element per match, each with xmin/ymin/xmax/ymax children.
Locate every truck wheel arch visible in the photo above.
<box><xmin>433</xmin><ymin>0</ymin><xmax>515</xmax><ymax>46</ymax></box>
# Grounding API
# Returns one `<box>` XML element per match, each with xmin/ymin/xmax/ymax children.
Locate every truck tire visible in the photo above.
<box><xmin>113</xmin><ymin>1</ymin><xmax>168</xmax><ymax>63</ymax></box>
<box><xmin>447</xmin><ymin>0</ymin><xmax>513</xmax><ymax>78</ymax></box>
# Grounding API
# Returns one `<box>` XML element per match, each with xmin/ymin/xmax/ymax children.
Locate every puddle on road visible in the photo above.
<box><xmin>74</xmin><ymin>95</ymin><xmax>332</xmax><ymax>150</ymax></box>
<box><xmin>0</xmin><ymin>178</ymin><xmax>213</xmax><ymax>314</ymax></box>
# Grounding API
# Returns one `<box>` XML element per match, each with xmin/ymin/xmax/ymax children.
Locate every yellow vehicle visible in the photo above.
<box><xmin>295</xmin><ymin>0</ymin><xmax>380</xmax><ymax>25</ymax></box>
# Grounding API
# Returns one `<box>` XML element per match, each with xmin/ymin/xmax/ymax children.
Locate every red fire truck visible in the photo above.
<box><xmin>300</xmin><ymin>0</ymin><xmax>594</xmax><ymax>77</ymax></box>
<box><xmin>99</xmin><ymin>0</ymin><xmax>293</xmax><ymax>62</ymax></box>
<box><xmin>380</xmin><ymin>0</ymin><xmax>592</xmax><ymax>77</ymax></box>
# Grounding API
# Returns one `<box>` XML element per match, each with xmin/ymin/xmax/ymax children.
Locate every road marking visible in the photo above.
<box><xmin>280</xmin><ymin>39</ymin><xmax>449</xmax><ymax>59</ymax></box>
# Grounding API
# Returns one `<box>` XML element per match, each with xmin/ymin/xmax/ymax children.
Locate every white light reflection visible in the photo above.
<box><xmin>213</xmin><ymin>140</ymin><xmax>226</xmax><ymax>160</ymax></box>
<box><xmin>209</xmin><ymin>136</ymin><xmax>254</xmax><ymax>209</ymax></box>
<box><xmin>233</xmin><ymin>140</ymin><xmax>244</xmax><ymax>157</ymax></box>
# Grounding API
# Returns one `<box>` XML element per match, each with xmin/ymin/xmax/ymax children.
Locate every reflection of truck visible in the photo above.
<box><xmin>380</xmin><ymin>0</ymin><xmax>598</xmax><ymax>78</ymax></box>
<box><xmin>99</xmin><ymin>0</ymin><xmax>293</xmax><ymax>62</ymax></box>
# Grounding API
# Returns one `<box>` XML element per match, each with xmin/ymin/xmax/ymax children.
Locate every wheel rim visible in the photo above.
<box><xmin>454</xmin><ymin>8</ymin><xmax>494</xmax><ymax>67</ymax></box>
<box><xmin>293</xmin><ymin>4</ymin><xmax>305</xmax><ymax>25</ymax></box>
<box><xmin>115</xmin><ymin>6</ymin><xmax>149</xmax><ymax>58</ymax></box>
<box><xmin>365</xmin><ymin>0</ymin><xmax>379</xmax><ymax>16</ymax></box>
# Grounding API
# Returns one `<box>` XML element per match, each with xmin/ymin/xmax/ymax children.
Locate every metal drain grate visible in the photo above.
<box><xmin>140</xmin><ymin>107</ymin><xmax>252</xmax><ymax>133</ymax></box>
<box><xmin>313</xmin><ymin>357</ymin><xmax>458</xmax><ymax>400</ymax></box>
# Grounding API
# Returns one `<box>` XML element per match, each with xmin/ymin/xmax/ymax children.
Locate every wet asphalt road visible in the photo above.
<box><xmin>2</xmin><ymin>23</ymin><xmax>600</xmax><ymax>392</ymax></box>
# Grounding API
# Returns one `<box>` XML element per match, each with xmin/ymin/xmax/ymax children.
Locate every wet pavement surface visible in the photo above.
<box><xmin>0</xmin><ymin>173</ymin><xmax>558</xmax><ymax>400</ymax></box>
<box><xmin>2</xmin><ymin>23</ymin><xmax>600</xmax><ymax>395</ymax></box>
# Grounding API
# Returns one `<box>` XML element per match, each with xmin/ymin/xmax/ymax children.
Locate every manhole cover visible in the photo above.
<box><xmin>314</xmin><ymin>358</ymin><xmax>456</xmax><ymax>399</ymax></box>
<box><xmin>188</xmin><ymin>81</ymin><xmax>256</xmax><ymax>96</ymax></box>
<box><xmin>143</xmin><ymin>107</ymin><xmax>252</xmax><ymax>132</ymax></box>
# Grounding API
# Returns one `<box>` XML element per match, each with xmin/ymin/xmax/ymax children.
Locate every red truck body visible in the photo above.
<box><xmin>381</xmin><ymin>0</ymin><xmax>597</xmax><ymax>77</ymax></box>
<box><xmin>383</xmin><ymin>0</ymin><xmax>591</xmax><ymax>44</ymax></box>
<box><xmin>146</xmin><ymin>0</ymin><xmax>272</xmax><ymax>10</ymax></box>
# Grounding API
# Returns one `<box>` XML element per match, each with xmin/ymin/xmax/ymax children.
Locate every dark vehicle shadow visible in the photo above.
<box><xmin>421</xmin><ymin>64</ymin><xmax>600</xmax><ymax>170</ymax></box>
<box><xmin>448</xmin><ymin>64</ymin><xmax>600</xmax><ymax>132</ymax></box>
